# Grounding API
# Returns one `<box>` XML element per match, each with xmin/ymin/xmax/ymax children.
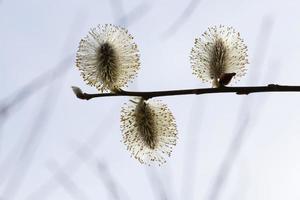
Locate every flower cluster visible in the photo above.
<box><xmin>76</xmin><ymin>24</ymin><xmax>140</xmax><ymax>92</ymax></box>
<box><xmin>121</xmin><ymin>98</ymin><xmax>178</xmax><ymax>165</ymax></box>
<box><xmin>190</xmin><ymin>25</ymin><xmax>248</xmax><ymax>87</ymax></box>
<box><xmin>75</xmin><ymin>24</ymin><xmax>249</xmax><ymax>165</ymax></box>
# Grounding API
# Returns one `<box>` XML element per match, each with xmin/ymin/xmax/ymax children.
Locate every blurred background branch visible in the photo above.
<box><xmin>162</xmin><ymin>0</ymin><xmax>202</xmax><ymax>38</ymax></box>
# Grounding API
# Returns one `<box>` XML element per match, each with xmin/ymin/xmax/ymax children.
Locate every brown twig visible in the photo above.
<box><xmin>72</xmin><ymin>84</ymin><xmax>300</xmax><ymax>101</ymax></box>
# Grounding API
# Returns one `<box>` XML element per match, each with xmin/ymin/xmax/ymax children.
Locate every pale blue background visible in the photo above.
<box><xmin>1</xmin><ymin>0</ymin><xmax>300</xmax><ymax>199</ymax></box>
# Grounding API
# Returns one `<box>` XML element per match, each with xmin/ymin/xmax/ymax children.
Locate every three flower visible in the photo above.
<box><xmin>75</xmin><ymin>24</ymin><xmax>249</xmax><ymax>165</ymax></box>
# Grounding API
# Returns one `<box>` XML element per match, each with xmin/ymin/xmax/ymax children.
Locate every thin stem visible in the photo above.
<box><xmin>72</xmin><ymin>84</ymin><xmax>300</xmax><ymax>100</ymax></box>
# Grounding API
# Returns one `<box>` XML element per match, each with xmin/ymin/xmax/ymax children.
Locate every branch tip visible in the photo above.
<box><xmin>71</xmin><ymin>86</ymin><xmax>85</xmax><ymax>99</ymax></box>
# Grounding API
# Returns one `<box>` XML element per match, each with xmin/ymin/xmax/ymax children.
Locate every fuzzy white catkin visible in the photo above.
<box><xmin>76</xmin><ymin>24</ymin><xmax>140</xmax><ymax>92</ymax></box>
<box><xmin>190</xmin><ymin>25</ymin><xmax>249</xmax><ymax>87</ymax></box>
<box><xmin>120</xmin><ymin>98</ymin><xmax>178</xmax><ymax>165</ymax></box>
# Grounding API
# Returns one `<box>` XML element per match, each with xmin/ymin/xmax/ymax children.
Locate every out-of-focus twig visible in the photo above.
<box><xmin>181</xmin><ymin>98</ymin><xmax>206</xmax><ymax>200</ymax></box>
<box><xmin>25</xmin><ymin>108</ymin><xmax>114</xmax><ymax>200</ymax></box>
<box><xmin>96</xmin><ymin>161</ymin><xmax>122</xmax><ymax>200</ymax></box>
<box><xmin>109</xmin><ymin>0</ymin><xmax>127</xmax><ymax>26</ymax></box>
<box><xmin>73</xmin><ymin>142</ymin><xmax>129</xmax><ymax>200</ymax></box>
<box><xmin>47</xmin><ymin>160</ymin><xmax>90</xmax><ymax>200</ymax></box>
<box><xmin>0</xmin><ymin>56</ymin><xmax>72</xmax><ymax>160</ymax></box>
<box><xmin>0</xmin><ymin>11</ymin><xmax>88</xmax><ymax>198</ymax></box>
<box><xmin>146</xmin><ymin>168</ymin><xmax>169</xmax><ymax>200</ymax></box>
<box><xmin>162</xmin><ymin>0</ymin><xmax>202</xmax><ymax>39</ymax></box>
<box><xmin>0</xmin><ymin>81</ymin><xmax>62</xmax><ymax>200</ymax></box>
<box><xmin>0</xmin><ymin>9</ymin><xmax>88</xmax><ymax>123</ymax></box>
<box><xmin>0</xmin><ymin>55</ymin><xmax>72</xmax><ymax>118</ymax></box>
<box><xmin>0</xmin><ymin>57</ymin><xmax>73</xmax><ymax>188</ymax></box>
<box><xmin>0</xmin><ymin>11</ymin><xmax>88</xmax><ymax>158</ymax></box>
<box><xmin>0</xmin><ymin>57</ymin><xmax>72</xmax><ymax>160</ymax></box>
<box><xmin>117</xmin><ymin>2</ymin><xmax>151</xmax><ymax>27</ymax></box>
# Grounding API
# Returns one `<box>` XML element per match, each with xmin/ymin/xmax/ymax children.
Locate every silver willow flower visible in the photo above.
<box><xmin>76</xmin><ymin>24</ymin><xmax>140</xmax><ymax>92</ymax></box>
<box><xmin>190</xmin><ymin>25</ymin><xmax>248</xmax><ymax>87</ymax></box>
<box><xmin>120</xmin><ymin>98</ymin><xmax>178</xmax><ymax>165</ymax></box>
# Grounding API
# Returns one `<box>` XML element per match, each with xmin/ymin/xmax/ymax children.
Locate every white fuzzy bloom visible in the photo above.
<box><xmin>190</xmin><ymin>25</ymin><xmax>248</xmax><ymax>86</ymax></box>
<box><xmin>76</xmin><ymin>24</ymin><xmax>140</xmax><ymax>92</ymax></box>
<box><xmin>120</xmin><ymin>98</ymin><xmax>178</xmax><ymax>165</ymax></box>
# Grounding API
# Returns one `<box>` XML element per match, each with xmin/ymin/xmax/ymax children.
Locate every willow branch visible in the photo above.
<box><xmin>72</xmin><ymin>84</ymin><xmax>300</xmax><ymax>100</ymax></box>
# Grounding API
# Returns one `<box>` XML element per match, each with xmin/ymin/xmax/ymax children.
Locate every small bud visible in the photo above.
<box><xmin>218</xmin><ymin>72</ymin><xmax>236</xmax><ymax>86</ymax></box>
<box><xmin>71</xmin><ymin>86</ymin><xmax>85</xmax><ymax>99</ymax></box>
